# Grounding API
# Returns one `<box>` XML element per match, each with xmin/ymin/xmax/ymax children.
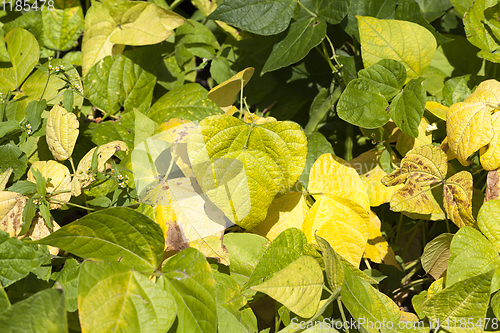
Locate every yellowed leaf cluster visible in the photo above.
<box><xmin>382</xmin><ymin>144</ymin><xmax>474</xmax><ymax>227</ymax></box>
<box><xmin>446</xmin><ymin>79</ymin><xmax>500</xmax><ymax>170</ymax></box>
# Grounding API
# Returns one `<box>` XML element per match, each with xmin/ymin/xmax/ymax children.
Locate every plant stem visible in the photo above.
<box><xmin>337</xmin><ymin>298</ymin><xmax>349</xmax><ymax>333</ymax></box>
<box><xmin>395</xmin><ymin>213</ymin><xmax>404</xmax><ymax>246</ymax></box>
<box><xmin>296</xmin><ymin>0</ymin><xmax>317</xmax><ymax>17</ymax></box>
<box><xmin>50</xmin><ymin>198</ymin><xmax>95</xmax><ymax>211</ymax></box>
<box><xmin>39</xmin><ymin>70</ymin><xmax>52</xmax><ymax>102</ymax></box>
<box><xmin>345</xmin><ymin>124</ymin><xmax>353</xmax><ymax>161</ymax></box>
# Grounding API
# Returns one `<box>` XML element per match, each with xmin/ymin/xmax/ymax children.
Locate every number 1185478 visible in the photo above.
<box><xmin>2</xmin><ymin>0</ymin><xmax>54</xmax><ymax>11</ymax></box>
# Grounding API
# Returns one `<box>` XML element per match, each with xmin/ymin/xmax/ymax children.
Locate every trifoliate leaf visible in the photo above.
<box><xmin>46</xmin><ymin>105</ymin><xmax>79</xmax><ymax>161</ymax></box>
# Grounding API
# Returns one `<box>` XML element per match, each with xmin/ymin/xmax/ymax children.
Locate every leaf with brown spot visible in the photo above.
<box><xmin>389</xmin><ymin>178</ymin><xmax>445</xmax><ymax>218</ymax></box>
<box><xmin>0</xmin><ymin>192</ymin><xmax>25</xmax><ymax>235</ymax></box>
<box><xmin>21</xmin><ymin>213</ymin><xmax>61</xmax><ymax>256</ymax></box>
<box><xmin>0</xmin><ymin>168</ymin><xmax>13</xmax><ymax>191</ymax></box>
<box><xmin>382</xmin><ymin>144</ymin><xmax>447</xmax><ymax>187</ymax></box>
<box><xmin>71</xmin><ymin>141</ymin><xmax>129</xmax><ymax>196</ymax></box>
<box><xmin>443</xmin><ymin>171</ymin><xmax>475</xmax><ymax>228</ymax></box>
<box><xmin>485</xmin><ymin>169</ymin><xmax>500</xmax><ymax>202</ymax></box>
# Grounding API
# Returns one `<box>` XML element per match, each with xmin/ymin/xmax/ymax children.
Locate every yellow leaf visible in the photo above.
<box><xmin>0</xmin><ymin>191</ymin><xmax>23</xmax><ymax>224</ymax></box>
<box><xmin>155</xmin><ymin>203</ymin><xmax>176</xmax><ymax>247</ymax></box>
<box><xmin>443</xmin><ymin>171</ymin><xmax>475</xmax><ymax>228</ymax></box>
<box><xmin>189</xmin><ymin>232</ymin><xmax>229</xmax><ymax>266</ymax></box>
<box><xmin>425</xmin><ymin>101</ymin><xmax>447</xmax><ymax>120</ymax></box>
<box><xmin>395</xmin><ymin>116</ymin><xmax>433</xmax><ymax>156</ymax></box>
<box><xmin>251</xmin><ymin>192</ymin><xmax>308</xmax><ymax>241</ymax></box>
<box><xmin>480</xmin><ymin>111</ymin><xmax>500</xmax><ymax>170</ymax></box>
<box><xmin>71</xmin><ymin>141</ymin><xmax>128</xmax><ymax>196</ymax></box>
<box><xmin>304</xmin><ymin>154</ymin><xmax>371</xmax><ymax>266</ymax></box>
<box><xmin>357</xmin><ymin>16</ymin><xmax>437</xmax><ymax>81</ymax></box>
<box><xmin>0</xmin><ymin>168</ymin><xmax>12</xmax><ymax>191</ymax></box>
<box><xmin>27</xmin><ymin>160</ymin><xmax>71</xmax><ymax>209</ymax></box>
<box><xmin>207</xmin><ymin>67</ymin><xmax>254</xmax><ymax>111</ymax></box>
<box><xmin>440</xmin><ymin>136</ymin><xmax>458</xmax><ymax>162</ymax></box>
<box><xmin>167</xmin><ymin>177</ymin><xmax>231</xmax><ymax>264</ymax></box>
<box><xmin>362</xmin><ymin>166</ymin><xmax>403</xmax><ymax>207</ymax></box>
<box><xmin>46</xmin><ymin>105</ymin><xmax>79</xmax><ymax>161</ymax></box>
<box><xmin>308</xmin><ymin>154</ymin><xmax>370</xmax><ymax>211</ymax></box>
<box><xmin>389</xmin><ymin>178</ymin><xmax>445</xmax><ymax>219</ymax></box>
<box><xmin>0</xmin><ymin>193</ymin><xmax>60</xmax><ymax>255</ymax></box>
<box><xmin>244</xmin><ymin>111</ymin><xmax>277</xmax><ymax>124</ymax></box>
<box><xmin>363</xmin><ymin>211</ymin><xmax>399</xmax><ymax>268</ymax></box>
<box><xmin>215</xmin><ymin>20</ymin><xmax>244</xmax><ymax>41</ymax></box>
<box><xmin>382</xmin><ymin>144</ymin><xmax>447</xmax><ymax>187</ymax></box>
<box><xmin>427</xmin><ymin>277</ymin><xmax>444</xmax><ymax>297</ymax></box>
<box><xmin>447</xmin><ymin>79</ymin><xmax>499</xmax><ymax>166</ymax></box>
<box><xmin>23</xmin><ymin>214</ymin><xmax>61</xmax><ymax>256</ymax></box>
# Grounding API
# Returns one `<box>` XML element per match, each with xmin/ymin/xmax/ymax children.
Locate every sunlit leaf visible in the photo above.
<box><xmin>207</xmin><ymin>67</ymin><xmax>254</xmax><ymax>112</ymax></box>
<box><xmin>0</xmin><ymin>168</ymin><xmax>12</xmax><ymax>191</ymax></box>
<box><xmin>46</xmin><ymin>105</ymin><xmax>79</xmax><ymax>161</ymax></box>
<box><xmin>357</xmin><ymin>16</ymin><xmax>437</xmax><ymax>80</ymax></box>
<box><xmin>251</xmin><ymin>256</ymin><xmax>323</xmax><ymax>318</ymax></box>
<box><xmin>27</xmin><ymin>161</ymin><xmax>71</xmax><ymax>209</ymax></box>
<box><xmin>363</xmin><ymin>211</ymin><xmax>398</xmax><ymax>268</ymax></box>
<box><xmin>443</xmin><ymin>171</ymin><xmax>475</xmax><ymax>228</ymax></box>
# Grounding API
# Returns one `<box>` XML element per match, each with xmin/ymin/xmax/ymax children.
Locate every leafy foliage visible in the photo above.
<box><xmin>1</xmin><ymin>0</ymin><xmax>500</xmax><ymax>332</ymax></box>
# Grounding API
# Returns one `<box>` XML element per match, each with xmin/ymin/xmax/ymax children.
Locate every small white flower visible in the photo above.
<box><xmin>426</xmin><ymin>123</ymin><xmax>438</xmax><ymax>132</ymax></box>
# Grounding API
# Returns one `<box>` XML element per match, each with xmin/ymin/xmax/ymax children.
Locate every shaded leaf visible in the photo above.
<box><xmin>421</xmin><ymin>233</ymin><xmax>453</xmax><ymax>280</ymax></box>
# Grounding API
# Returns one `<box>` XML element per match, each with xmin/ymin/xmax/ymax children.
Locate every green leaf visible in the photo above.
<box><xmin>42</xmin><ymin>4</ymin><xmax>84</xmax><ymax>51</ymax></box>
<box><xmin>176</xmin><ymin>19</ymin><xmax>220</xmax><ymax>60</ymax></box>
<box><xmin>63</xmin><ymin>90</ymin><xmax>74</xmax><ymax>113</ymax></box>
<box><xmin>39</xmin><ymin>202</ymin><xmax>52</xmax><ymax>230</ymax></box>
<box><xmin>0</xmin><ymin>120</ymin><xmax>21</xmax><ymax>138</ymax></box>
<box><xmin>78</xmin><ymin>260</ymin><xmax>176</xmax><ymax>333</ymax></box>
<box><xmin>162</xmin><ymin>248</ymin><xmax>217</xmax><ymax>333</ymax></box>
<box><xmin>252</xmin><ymin>256</ymin><xmax>323</xmax><ymax>318</ymax></box>
<box><xmin>13</xmin><ymin>59</ymin><xmax>83</xmax><ymax>119</ymax></box>
<box><xmin>217</xmin><ymin>305</ymin><xmax>253</xmax><ymax>333</ymax></box>
<box><xmin>20</xmin><ymin>199</ymin><xmax>37</xmax><ymax>236</ymax></box>
<box><xmin>0</xmin><ymin>144</ymin><xmax>28</xmax><ymax>182</ymax></box>
<box><xmin>35</xmin><ymin>207</ymin><xmax>165</xmax><ymax>271</ymax></box>
<box><xmin>447</xmin><ymin>226</ymin><xmax>500</xmax><ymax>293</ymax></box>
<box><xmin>31</xmin><ymin>168</ymin><xmax>47</xmax><ymax>197</ymax></box>
<box><xmin>2</xmin><ymin>11</ymin><xmax>43</xmax><ymax>47</ymax></box>
<box><xmin>422</xmin><ymin>270</ymin><xmax>494</xmax><ymax>333</ymax></box>
<box><xmin>54</xmin><ymin>258</ymin><xmax>80</xmax><ymax>312</ymax></box>
<box><xmin>187</xmin><ymin>115</ymin><xmax>307</xmax><ymax>229</ymax></box>
<box><xmin>0</xmin><ymin>288</ymin><xmax>67</xmax><ymax>333</ymax></box>
<box><xmin>25</xmin><ymin>100</ymin><xmax>47</xmax><ymax>133</ymax></box>
<box><xmin>108</xmin><ymin>2</ymin><xmax>185</xmax><ymax>45</ymax></box>
<box><xmin>146</xmin><ymin>83</ymin><xmax>222</xmax><ymax>123</ymax></box>
<box><xmin>83</xmin><ymin>54</ymin><xmax>156</xmax><ymax>115</ymax></box>
<box><xmin>306</xmin><ymin>0</ymin><xmax>350</xmax><ymax>24</ymax></box>
<box><xmin>340</xmin><ymin>263</ymin><xmax>401</xmax><ymax>332</ymax></box>
<box><xmin>357</xmin><ymin>16</ymin><xmax>437</xmax><ymax>80</ymax></box>
<box><xmin>7</xmin><ymin>180</ymin><xmax>38</xmax><ymax>195</ymax></box>
<box><xmin>88</xmin><ymin>110</ymin><xmax>135</xmax><ymax>159</ymax></box>
<box><xmin>246</xmin><ymin>228</ymin><xmax>306</xmax><ymax>288</ymax></box>
<box><xmin>0</xmin><ymin>230</ymin><xmax>48</xmax><ymax>287</ymax></box>
<box><xmin>0</xmin><ymin>284</ymin><xmax>9</xmax><ymax>312</ymax></box>
<box><xmin>421</xmin><ymin>233</ymin><xmax>453</xmax><ymax>280</ymax></box>
<box><xmin>337</xmin><ymin>78</ymin><xmax>390</xmax><ymax>128</ymax></box>
<box><xmin>463</xmin><ymin>0</ymin><xmax>500</xmax><ymax>63</ymax></box>
<box><xmin>299</xmin><ymin>132</ymin><xmax>334</xmax><ymax>188</ymax></box>
<box><xmin>478</xmin><ymin>199</ymin><xmax>500</xmax><ymax>253</ymax></box>
<box><xmin>0</xmin><ymin>28</ymin><xmax>39</xmax><ymax>95</ymax></box>
<box><xmin>209</xmin><ymin>0</ymin><xmax>296</xmax><ymax>36</ymax></box>
<box><xmin>223</xmin><ymin>233</ymin><xmax>268</xmax><ymax>287</ymax></box>
<box><xmin>358</xmin><ymin>59</ymin><xmax>407</xmax><ymax>100</ymax></box>
<box><xmin>261</xmin><ymin>16</ymin><xmax>327</xmax><ymax>74</ymax></box>
<box><xmin>134</xmin><ymin>109</ymin><xmax>158</xmax><ymax>146</ymax></box>
<box><xmin>415</xmin><ymin>0</ymin><xmax>453</xmax><ymax>22</ymax></box>
<box><xmin>442</xmin><ymin>75</ymin><xmax>471</xmax><ymax>107</ymax></box>
<box><xmin>86</xmin><ymin>196</ymin><xmax>112</xmax><ymax>207</ymax></box>
<box><xmin>315</xmin><ymin>234</ymin><xmax>344</xmax><ymax>292</ymax></box>
<box><xmin>389</xmin><ymin>77</ymin><xmax>427</xmax><ymax>138</ymax></box>
<box><xmin>344</xmin><ymin>0</ymin><xmax>397</xmax><ymax>39</ymax></box>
